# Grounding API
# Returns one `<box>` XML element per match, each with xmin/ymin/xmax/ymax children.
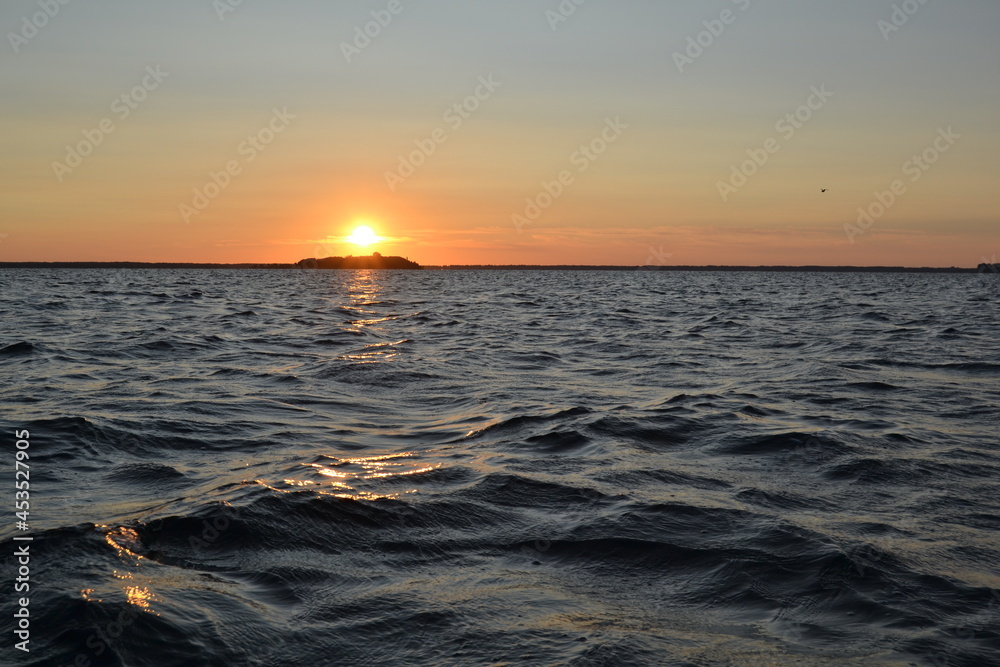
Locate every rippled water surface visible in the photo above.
<box><xmin>1</xmin><ymin>269</ymin><xmax>999</xmax><ymax>666</ymax></box>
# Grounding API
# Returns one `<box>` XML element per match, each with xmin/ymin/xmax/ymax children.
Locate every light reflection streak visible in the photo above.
<box><xmin>91</xmin><ymin>525</ymin><xmax>160</xmax><ymax>615</ymax></box>
<box><xmin>125</xmin><ymin>585</ymin><xmax>155</xmax><ymax>610</ymax></box>
<box><xmin>343</xmin><ymin>272</ymin><xmax>384</xmax><ymax>334</ymax></box>
<box><xmin>257</xmin><ymin>451</ymin><xmax>439</xmax><ymax>501</ymax></box>
<box><xmin>340</xmin><ymin>339</ymin><xmax>408</xmax><ymax>364</ymax></box>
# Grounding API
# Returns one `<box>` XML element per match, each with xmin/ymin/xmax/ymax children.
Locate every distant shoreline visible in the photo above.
<box><xmin>0</xmin><ymin>262</ymin><xmax>993</xmax><ymax>273</ymax></box>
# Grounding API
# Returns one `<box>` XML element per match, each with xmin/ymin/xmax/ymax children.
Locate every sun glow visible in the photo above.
<box><xmin>345</xmin><ymin>225</ymin><xmax>381</xmax><ymax>246</ymax></box>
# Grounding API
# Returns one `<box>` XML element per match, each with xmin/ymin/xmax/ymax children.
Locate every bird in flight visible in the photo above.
<box><xmin>821</xmin><ymin>189</ymin><xmax>828</xmax><ymax>193</ymax></box>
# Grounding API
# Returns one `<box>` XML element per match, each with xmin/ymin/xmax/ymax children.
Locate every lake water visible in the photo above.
<box><xmin>1</xmin><ymin>269</ymin><xmax>999</xmax><ymax>666</ymax></box>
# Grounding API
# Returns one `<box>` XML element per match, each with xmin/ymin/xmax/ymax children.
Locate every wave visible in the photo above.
<box><xmin>3</xmin><ymin>269</ymin><xmax>999</xmax><ymax>665</ymax></box>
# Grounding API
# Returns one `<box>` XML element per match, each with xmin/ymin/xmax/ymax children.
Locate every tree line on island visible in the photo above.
<box><xmin>297</xmin><ymin>252</ymin><xmax>421</xmax><ymax>270</ymax></box>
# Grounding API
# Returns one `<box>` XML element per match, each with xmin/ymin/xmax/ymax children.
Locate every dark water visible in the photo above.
<box><xmin>1</xmin><ymin>269</ymin><xmax>999</xmax><ymax>666</ymax></box>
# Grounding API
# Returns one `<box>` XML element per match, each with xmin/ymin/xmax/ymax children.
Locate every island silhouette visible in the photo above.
<box><xmin>297</xmin><ymin>252</ymin><xmax>421</xmax><ymax>270</ymax></box>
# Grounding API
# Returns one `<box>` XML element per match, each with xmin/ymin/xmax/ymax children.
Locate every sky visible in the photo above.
<box><xmin>1</xmin><ymin>0</ymin><xmax>997</xmax><ymax>266</ymax></box>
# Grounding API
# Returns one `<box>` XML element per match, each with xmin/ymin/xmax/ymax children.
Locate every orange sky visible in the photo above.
<box><xmin>1</xmin><ymin>2</ymin><xmax>997</xmax><ymax>266</ymax></box>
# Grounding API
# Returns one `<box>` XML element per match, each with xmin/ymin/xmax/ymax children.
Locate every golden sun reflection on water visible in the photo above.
<box><xmin>341</xmin><ymin>271</ymin><xmax>393</xmax><ymax>336</ymax></box>
<box><xmin>256</xmin><ymin>451</ymin><xmax>440</xmax><ymax>501</ymax></box>
<box><xmin>341</xmin><ymin>339</ymin><xmax>408</xmax><ymax>363</ymax></box>
<box><xmin>346</xmin><ymin>270</ymin><xmax>381</xmax><ymax>302</ymax></box>
<box><xmin>103</xmin><ymin>526</ymin><xmax>144</xmax><ymax>563</ymax></box>
<box><xmin>92</xmin><ymin>525</ymin><xmax>160</xmax><ymax>614</ymax></box>
<box><xmin>124</xmin><ymin>585</ymin><xmax>156</xmax><ymax>610</ymax></box>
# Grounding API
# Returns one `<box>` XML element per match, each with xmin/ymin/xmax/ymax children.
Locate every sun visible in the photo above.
<box><xmin>345</xmin><ymin>225</ymin><xmax>380</xmax><ymax>247</ymax></box>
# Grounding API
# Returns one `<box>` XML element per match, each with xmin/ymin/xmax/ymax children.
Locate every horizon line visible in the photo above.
<box><xmin>0</xmin><ymin>260</ymin><xmax>995</xmax><ymax>273</ymax></box>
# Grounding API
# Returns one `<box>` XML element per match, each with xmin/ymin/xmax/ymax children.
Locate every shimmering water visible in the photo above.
<box><xmin>1</xmin><ymin>269</ymin><xmax>999</xmax><ymax>666</ymax></box>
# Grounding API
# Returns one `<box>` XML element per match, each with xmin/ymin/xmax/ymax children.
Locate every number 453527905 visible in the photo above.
<box><xmin>15</xmin><ymin>430</ymin><xmax>30</xmax><ymax>528</ymax></box>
